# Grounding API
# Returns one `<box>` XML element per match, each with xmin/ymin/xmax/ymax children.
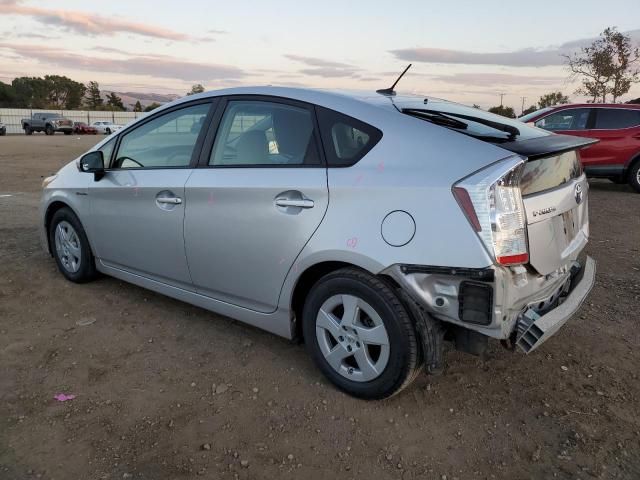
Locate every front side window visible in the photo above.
<box><xmin>99</xmin><ymin>138</ymin><xmax>116</xmax><ymax>168</ymax></box>
<box><xmin>113</xmin><ymin>103</ymin><xmax>210</xmax><ymax>169</ymax></box>
<box><xmin>210</xmin><ymin>100</ymin><xmax>320</xmax><ymax>166</ymax></box>
<box><xmin>535</xmin><ymin>108</ymin><xmax>591</xmax><ymax>131</ymax></box>
<box><xmin>317</xmin><ymin>107</ymin><xmax>382</xmax><ymax>166</ymax></box>
<box><xmin>594</xmin><ymin>108</ymin><xmax>640</xmax><ymax>129</ymax></box>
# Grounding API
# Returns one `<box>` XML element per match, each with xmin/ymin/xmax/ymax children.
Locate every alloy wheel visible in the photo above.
<box><xmin>54</xmin><ymin>221</ymin><xmax>82</xmax><ymax>273</ymax></box>
<box><xmin>315</xmin><ymin>294</ymin><xmax>390</xmax><ymax>382</ymax></box>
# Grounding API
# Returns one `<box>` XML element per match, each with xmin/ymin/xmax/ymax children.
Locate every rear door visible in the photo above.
<box><xmin>534</xmin><ymin>108</ymin><xmax>598</xmax><ymax>164</ymax></box>
<box><xmin>583</xmin><ymin>108</ymin><xmax>640</xmax><ymax>167</ymax></box>
<box><xmin>183</xmin><ymin>96</ymin><xmax>328</xmax><ymax>313</ymax></box>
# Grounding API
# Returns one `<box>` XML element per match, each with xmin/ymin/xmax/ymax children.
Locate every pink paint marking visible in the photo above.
<box><xmin>376</xmin><ymin>161</ymin><xmax>384</xmax><ymax>172</ymax></box>
<box><xmin>133</xmin><ymin>187</ymin><xmax>139</xmax><ymax>197</ymax></box>
<box><xmin>346</xmin><ymin>237</ymin><xmax>358</xmax><ymax>249</ymax></box>
<box><xmin>54</xmin><ymin>393</ymin><xmax>76</xmax><ymax>402</ymax></box>
<box><xmin>354</xmin><ymin>174</ymin><xmax>364</xmax><ymax>185</ymax></box>
<box><xmin>208</xmin><ymin>192</ymin><xmax>215</xmax><ymax>206</ymax></box>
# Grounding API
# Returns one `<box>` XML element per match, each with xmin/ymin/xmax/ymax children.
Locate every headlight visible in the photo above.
<box><xmin>42</xmin><ymin>174</ymin><xmax>58</xmax><ymax>188</ymax></box>
<box><xmin>453</xmin><ymin>156</ymin><xmax>528</xmax><ymax>266</ymax></box>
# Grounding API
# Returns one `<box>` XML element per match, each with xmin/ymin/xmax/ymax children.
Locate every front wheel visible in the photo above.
<box><xmin>629</xmin><ymin>162</ymin><xmax>640</xmax><ymax>193</ymax></box>
<box><xmin>302</xmin><ymin>268</ymin><xmax>421</xmax><ymax>399</ymax></box>
<box><xmin>49</xmin><ymin>208</ymin><xmax>97</xmax><ymax>283</ymax></box>
<box><xmin>24</xmin><ymin>127</ymin><xmax>32</xmax><ymax>135</ymax></box>
<box><xmin>64</xmin><ymin>130</ymin><xmax>72</xmax><ymax>135</ymax></box>
<box><xmin>45</xmin><ymin>125</ymin><xmax>54</xmax><ymax>135</ymax></box>
<box><xmin>105</xmin><ymin>128</ymin><xmax>111</xmax><ymax>135</ymax></box>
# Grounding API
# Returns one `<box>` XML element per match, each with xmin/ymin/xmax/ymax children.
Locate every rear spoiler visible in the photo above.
<box><xmin>498</xmin><ymin>134</ymin><xmax>599</xmax><ymax>161</ymax></box>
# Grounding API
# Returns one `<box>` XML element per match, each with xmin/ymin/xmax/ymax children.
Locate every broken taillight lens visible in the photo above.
<box><xmin>453</xmin><ymin>156</ymin><xmax>528</xmax><ymax>266</ymax></box>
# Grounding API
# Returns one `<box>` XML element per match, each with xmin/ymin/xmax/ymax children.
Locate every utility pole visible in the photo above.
<box><xmin>520</xmin><ymin>96</ymin><xmax>526</xmax><ymax>115</ymax></box>
<box><xmin>498</xmin><ymin>93</ymin><xmax>506</xmax><ymax>107</ymax></box>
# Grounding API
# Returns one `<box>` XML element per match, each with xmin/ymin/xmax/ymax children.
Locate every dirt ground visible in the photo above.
<box><xmin>1</xmin><ymin>134</ymin><xmax>639</xmax><ymax>480</ymax></box>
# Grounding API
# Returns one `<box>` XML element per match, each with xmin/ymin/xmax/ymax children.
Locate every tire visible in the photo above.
<box><xmin>629</xmin><ymin>162</ymin><xmax>640</xmax><ymax>193</ymax></box>
<box><xmin>49</xmin><ymin>208</ymin><xmax>97</xmax><ymax>283</ymax></box>
<box><xmin>0</xmin><ymin>129</ymin><xmax>5</xmax><ymax>136</ymax></box>
<box><xmin>302</xmin><ymin>267</ymin><xmax>421</xmax><ymax>399</ymax></box>
<box><xmin>24</xmin><ymin>126</ymin><xmax>32</xmax><ymax>135</ymax></box>
<box><xmin>609</xmin><ymin>177</ymin><xmax>626</xmax><ymax>184</ymax></box>
<box><xmin>64</xmin><ymin>130</ymin><xmax>71</xmax><ymax>135</ymax></box>
<box><xmin>45</xmin><ymin>125</ymin><xmax>54</xmax><ymax>135</ymax></box>
<box><xmin>105</xmin><ymin>128</ymin><xmax>111</xmax><ymax>135</ymax></box>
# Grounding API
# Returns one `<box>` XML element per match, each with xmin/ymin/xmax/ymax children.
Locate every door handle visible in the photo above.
<box><xmin>156</xmin><ymin>197</ymin><xmax>182</xmax><ymax>204</ymax></box>
<box><xmin>275</xmin><ymin>198</ymin><xmax>314</xmax><ymax>208</ymax></box>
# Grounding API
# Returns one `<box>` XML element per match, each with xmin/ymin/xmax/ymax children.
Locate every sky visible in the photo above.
<box><xmin>1</xmin><ymin>0</ymin><xmax>640</xmax><ymax>110</ymax></box>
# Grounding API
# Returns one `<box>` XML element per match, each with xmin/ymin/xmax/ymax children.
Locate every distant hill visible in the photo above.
<box><xmin>102</xmin><ymin>91</ymin><xmax>181</xmax><ymax>109</ymax></box>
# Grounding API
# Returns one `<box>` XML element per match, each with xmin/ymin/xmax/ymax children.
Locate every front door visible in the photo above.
<box><xmin>184</xmin><ymin>98</ymin><xmax>328</xmax><ymax>312</ymax></box>
<box><xmin>86</xmin><ymin>102</ymin><xmax>213</xmax><ymax>289</ymax></box>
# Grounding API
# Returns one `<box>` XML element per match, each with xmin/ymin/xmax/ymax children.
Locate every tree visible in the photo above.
<box><xmin>144</xmin><ymin>102</ymin><xmax>162</xmax><ymax>112</ymax></box>
<box><xmin>187</xmin><ymin>84</ymin><xmax>205</xmax><ymax>96</ymax></box>
<box><xmin>11</xmin><ymin>77</ymin><xmax>49</xmax><ymax>108</ymax></box>
<box><xmin>522</xmin><ymin>105</ymin><xmax>538</xmax><ymax>116</ymax></box>
<box><xmin>0</xmin><ymin>81</ymin><xmax>16</xmax><ymax>107</ymax></box>
<box><xmin>44</xmin><ymin>75</ymin><xmax>85</xmax><ymax>109</ymax></box>
<box><xmin>565</xmin><ymin>27</ymin><xmax>639</xmax><ymax>103</ymax></box>
<box><xmin>488</xmin><ymin>105</ymin><xmax>516</xmax><ymax>118</ymax></box>
<box><xmin>538</xmin><ymin>92</ymin><xmax>569</xmax><ymax>109</ymax></box>
<box><xmin>85</xmin><ymin>81</ymin><xmax>103</xmax><ymax>110</ymax></box>
<box><xmin>106</xmin><ymin>92</ymin><xmax>125</xmax><ymax>111</ymax></box>
<box><xmin>132</xmin><ymin>100</ymin><xmax>143</xmax><ymax>112</ymax></box>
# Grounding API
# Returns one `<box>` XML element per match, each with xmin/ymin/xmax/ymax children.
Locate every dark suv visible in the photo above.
<box><xmin>520</xmin><ymin>104</ymin><xmax>640</xmax><ymax>192</ymax></box>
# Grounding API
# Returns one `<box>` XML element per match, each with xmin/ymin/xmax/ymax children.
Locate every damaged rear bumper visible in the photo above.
<box><xmin>515</xmin><ymin>256</ymin><xmax>596</xmax><ymax>353</ymax></box>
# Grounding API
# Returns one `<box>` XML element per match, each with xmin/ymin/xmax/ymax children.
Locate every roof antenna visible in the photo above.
<box><xmin>376</xmin><ymin>64</ymin><xmax>412</xmax><ymax>96</ymax></box>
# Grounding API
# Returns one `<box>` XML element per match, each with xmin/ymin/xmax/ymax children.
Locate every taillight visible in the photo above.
<box><xmin>453</xmin><ymin>156</ymin><xmax>529</xmax><ymax>266</ymax></box>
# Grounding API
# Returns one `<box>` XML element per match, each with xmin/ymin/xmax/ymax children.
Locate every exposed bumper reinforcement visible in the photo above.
<box><xmin>516</xmin><ymin>256</ymin><xmax>596</xmax><ymax>354</ymax></box>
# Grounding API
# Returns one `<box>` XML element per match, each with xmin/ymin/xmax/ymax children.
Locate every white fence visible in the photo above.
<box><xmin>0</xmin><ymin>108</ymin><xmax>146</xmax><ymax>134</ymax></box>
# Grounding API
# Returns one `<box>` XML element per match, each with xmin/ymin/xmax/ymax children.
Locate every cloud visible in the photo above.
<box><xmin>430</xmin><ymin>72</ymin><xmax>567</xmax><ymax>87</ymax></box>
<box><xmin>0</xmin><ymin>43</ymin><xmax>247</xmax><ymax>81</ymax></box>
<box><xmin>285</xmin><ymin>54</ymin><xmax>365</xmax><ymax>78</ymax></box>
<box><xmin>1</xmin><ymin>0</ymin><xmax>194</xmax><ymax>40</ymax></box>
<box><xmin>390</xmin><ymin>29</ymin><xmax>640</xmax><ymax>67</ymax></box>
<box><xmin>284</xmin><ymin>54</ymin><xmax>354</xmax><ymax>69</ymax></box>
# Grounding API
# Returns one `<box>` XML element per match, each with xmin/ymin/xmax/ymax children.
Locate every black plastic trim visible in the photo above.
<box><xmin>584</xmin><ymin>165</ymin><xmax>625</xmax><ymax>177</ymax></box>
<box><xmin>399</xmin><ymin>264</ymin><xmax>495</xmax><ymax>282</ymax></box>
<box><xmin>458</xmin><ymin>281</ymin><xmax>494</xmax><ymax>326</ymax></box>
<box><xmin>498</xmin><ymin>134</ymin><xmax>599</xmax><ymax>160</ymax></box>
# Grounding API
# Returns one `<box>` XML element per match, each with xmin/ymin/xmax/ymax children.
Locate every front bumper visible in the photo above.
<box><xmin>515</xmin><ymin>256</ymin><xmax>596</xmax><ymax>353</ymax></box>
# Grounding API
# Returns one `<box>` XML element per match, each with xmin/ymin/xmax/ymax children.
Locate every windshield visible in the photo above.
<box><xmin>518</xmin><ymin>107</ymin><xmax>554</xmax><ymax>123</ymax></box>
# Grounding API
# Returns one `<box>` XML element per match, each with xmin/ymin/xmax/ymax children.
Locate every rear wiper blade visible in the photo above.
<box><xmin>403</xmin><ymin>109</ymin><xmax>468</xmax><ymax>130</ymax></box>
<box><xmin>418</xmin><ymin>109</ymin><xmax>520</xmax><ymax>141</ymax></box>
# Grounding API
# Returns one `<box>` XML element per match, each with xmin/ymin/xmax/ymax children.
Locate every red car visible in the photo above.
<box><xmin>520</xmin><ymin>104</ymin><xmax>640</xmax><ymax>192</ymax></box>
<box><xmin>72</xmin><ymin>122</ymin><xmax>98</xmax><ymax>135</ymax></box>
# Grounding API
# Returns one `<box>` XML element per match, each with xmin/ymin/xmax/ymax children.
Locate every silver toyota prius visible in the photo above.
<box><xmin>40</xmin><ymin>86</ymin><xmax>596</xmax><ymax>399</ymax></box>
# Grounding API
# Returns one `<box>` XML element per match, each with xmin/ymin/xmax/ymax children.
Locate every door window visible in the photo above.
<box><xmin>99</xmin><ymin>138</ymin><xmax>116</xmax><ymax>168</ymax></box>
<box><xmin>113</xmin><ymin>103</ymin><xmax>210</xmax><ymax>169</ymax></box>
<box><xmin>535</xmin><ymin>108</ymin><xmax>591</xmax><ymax>131</ymax></box>
<box><xmin>594</xmin><ymin>108</ymin><xmax>640</xmax><ymax>129</ymax></box>
<box><xmin>209</xmin><ymin>100</ymin><xmax>320</xmax><ymax>166</ymax></box>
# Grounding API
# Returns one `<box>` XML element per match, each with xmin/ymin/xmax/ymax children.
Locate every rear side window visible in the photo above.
<box><xmin>594</xmin><ymin>109</ymin><xmax>640</xmax><ymax>129</ymax></box>
<box><xmin>535</xmin><ymin>108</ymin><xmax>591</xmax><ymax>131</ymax></box>
<box><xmin>317</xmin><ymin>107</ymin><xmax>382</xmax><ymax>167</ymax></box>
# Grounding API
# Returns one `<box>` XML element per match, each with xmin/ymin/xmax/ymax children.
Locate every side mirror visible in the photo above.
<box><xmin>79</xmin><ymin>151</ymin><xmax>105</xmax><ymax>181</ymax></box>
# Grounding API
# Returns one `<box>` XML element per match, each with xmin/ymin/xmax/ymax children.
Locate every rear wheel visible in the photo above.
<box><xmin>302</xmin><ymin>268</ymin><xmax>421</xmax><ymax>399</ymax></box>
<box><xmin>629</xmin><ymin>162</ymin><xmax>640</xmax><ymax>193</ymax></box>
<box><xmin>49</xmin><ymin>208</ymin><xmax>97</xmax><ymax>283</ymax></box>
